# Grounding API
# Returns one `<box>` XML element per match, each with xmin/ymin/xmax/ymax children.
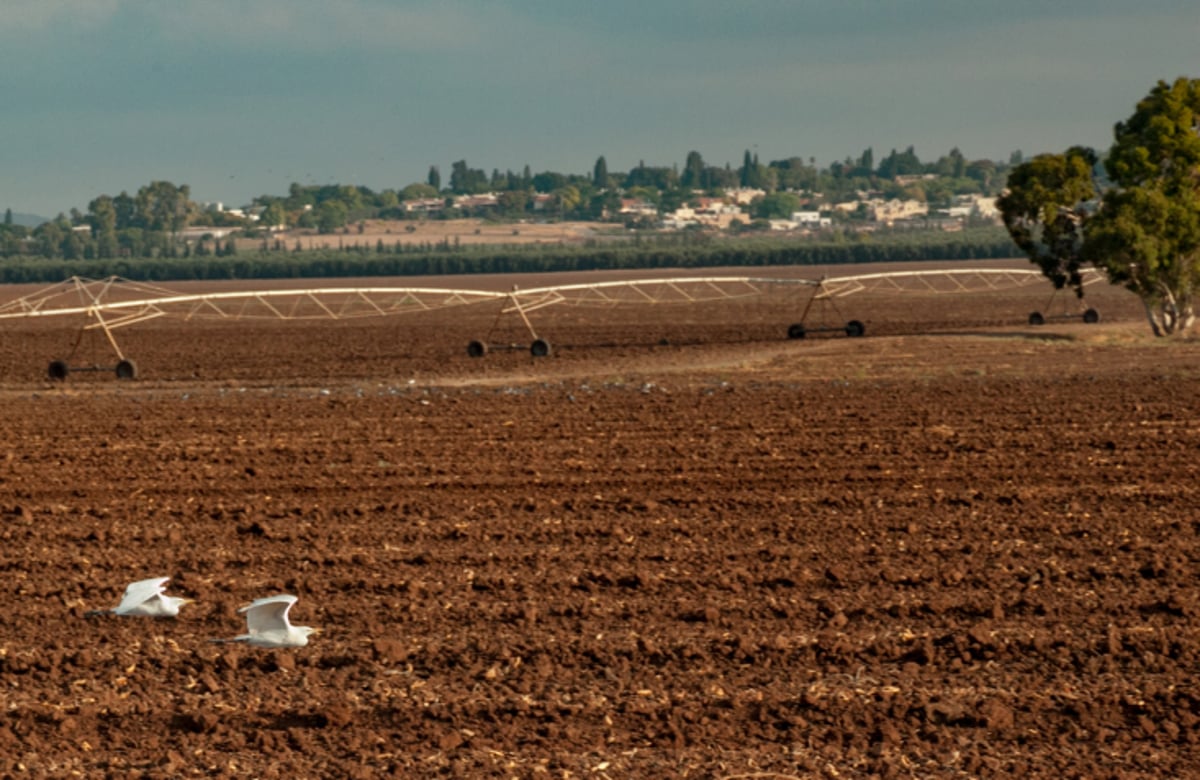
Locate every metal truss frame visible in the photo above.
<box><xmin>0</xmin><ymin>268</ymin><xmax>1108</xmax><ymax>379</ymax></box>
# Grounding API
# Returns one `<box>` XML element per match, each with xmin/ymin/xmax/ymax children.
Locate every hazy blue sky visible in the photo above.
<box><xmin>2</xmin><ymin>1</ymin><xmax>1198</xmax><ymax>217</ymax></box>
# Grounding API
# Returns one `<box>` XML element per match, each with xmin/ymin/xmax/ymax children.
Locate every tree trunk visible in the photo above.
<box><xmin>1143</xmin><ymin>291</ymin><xmax>1195</xmax><ymax>336</ymax></box>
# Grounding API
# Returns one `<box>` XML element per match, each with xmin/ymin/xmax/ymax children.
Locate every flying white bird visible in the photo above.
<box><xmin>213</xmin><ymin>594</ymin><xmax>319</xmax><ymax>648</ymax></box>
<box><xmin>87</xmin><ymin>576</ymin><xmax>191</xmax><ymax>618</ymax></box>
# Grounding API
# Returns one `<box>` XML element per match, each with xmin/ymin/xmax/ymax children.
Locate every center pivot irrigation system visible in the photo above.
<box><xmin>0</xmin><ymin>267</ymin><xmax>1105</xmax><ymax>381</ymax></box>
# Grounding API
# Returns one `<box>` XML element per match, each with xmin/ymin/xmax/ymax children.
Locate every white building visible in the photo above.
<box><xmin>791</xmin><ymin>210</ymin><xmax>832</xmax><ymax>228</ymax></box>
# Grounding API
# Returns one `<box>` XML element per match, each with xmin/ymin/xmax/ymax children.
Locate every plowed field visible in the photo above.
<box><xmin>1</xmin><ymin>264</ymin><xmax>1198</xmax><ymax>778</ymax></box>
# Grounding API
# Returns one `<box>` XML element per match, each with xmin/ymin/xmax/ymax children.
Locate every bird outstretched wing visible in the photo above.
<box><xmin>239</xmin><ymin>594</ymin><xmax>297</xmax><ymax>634</ymax></box>
<box><xmin>114</xmin><ymin>577</ymin><xmax>170</xmax><ymax>614</ymax></box>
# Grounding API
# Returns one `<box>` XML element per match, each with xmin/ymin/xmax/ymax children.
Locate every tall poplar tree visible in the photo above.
<box><xmin>682</xmin><ymin>150</ymin><xmax>705</xmax><ymax>189</ymax></box>
<box><xmin>593</xmin><ymin>156</ymin><xmax>608</xmax><ymax>189</ymax></box>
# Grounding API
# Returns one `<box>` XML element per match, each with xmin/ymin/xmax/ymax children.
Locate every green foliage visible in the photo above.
<box><xmin>1085</xmin><ymin>77</ymin><xmax>1200</xmax><ymax>335</ymax></box>
<box><xmin>997</xmin><ymin>146</ymin><xmax>1099</xmax><ymax>294</ymax></box>
<box><xmin>877</xmin><ymin>147</ymin><xmax>923</xmax><ymax>178</ymax></box>
<box><xmin>593</xmin><ymin>156</ymin><xmax>609</xmax><ymax>189</ymax></box>
<box><xmin>753</xmin><ymin>192</ymin><xmax>802</xmax><ymax>220</ymax></box>
<box><xmin>316</xmin><ymin>201</ymin><xmax>348</xmax><ymax>234</ymax></box>
<box><xmin>682</xmin><ymin>151</ymin><xmax>705</xmax><ymax>189</ymax></box>
<box><xmin>856</xmin><ymin>147</ymin><xmax>874</xmax><ymax>178</ymax></box>
<box><xmin>964</xmin><ymin>159</ymin><xmax>998</xmax><ymax>189</ymax></box>
<box><xmin>449</xmin><ymin>160</ymin><xmax>489</xmax><ymax>194</ymax></box>
<box><xmin>769</xmin><ymin>157</ymin><xmax>819</xmax><ymax>192</ymax></box>
<box><xmin>0</xmin><ymin>227</ymin><xmax>1016</xmax><ymax>285</ymax></box>
<box><xmin>6</xmin><ymin>142</ymin><xmax>1026</xmax><ymax>264</ymax></box>
<box><xmin>999</xmin><ymin>77</ymin><xmax>1200</xmax><ymax>335</ymax></box>
<box><xmin>1106</xmin><ymin>79</ymin><xmax>1200</xmax><ymax>187</ymax></box>
<box><xmin>260</xmin><ymin>202</ymin><xmax>287</xmax><ymax>230</ymax></box>
<box><xmin>739</xmin><ymin>150</ymin><xmax>773</xmax><ymax>190</ymax></box>
<box><xmin>401</xmin><ymin>182</ymin><xmax>439</xmax><ymax>201</ymax></box>
<box><xmin>588</xmin><ymin>190</ymin><xmax>622</xmax><ymax>220</ymax></box>
<box><xmin>497</xmin><ymin>190</ymin><xmax>530</xmax><ymax>218</ymax></box>
<box><xmin>703</xmin><ymin>164</ymin><xmax>739</xmax><ymax>191</ymax></box>
<box><xmin>625</xmin><ymin>163</ymin><xmax>678</xmax><ymax>191</ymax></box>
<box><xmin>135</xmin><ymin>181</ymin><xmax>193</xmax><ymax>232</ymax></box>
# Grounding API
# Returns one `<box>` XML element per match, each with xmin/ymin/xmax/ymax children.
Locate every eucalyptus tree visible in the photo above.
<box><xmin>88</xmin><ymin>194</ymin><xmax>120</xmax><ymax>258</ymax></box>
<box><xmin>135</xmin><ymin>181</ymin><xmax>192</xmax><ymax>234</ymax></box>
<box><xmin>34</xmin><ymin>219</ymin><xmax>66</xmax><ymax>257</ymax></box>
<box><xmin>1084</xmin><ymin>77</ymin><xmax>1200</xmax><ymax>335</ymax></box>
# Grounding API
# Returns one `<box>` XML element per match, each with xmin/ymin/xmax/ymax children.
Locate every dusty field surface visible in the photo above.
<box><xmin>1</xmin><ymin>264</ymin><xmax>1199</xmax><ymax>777</ymax></box>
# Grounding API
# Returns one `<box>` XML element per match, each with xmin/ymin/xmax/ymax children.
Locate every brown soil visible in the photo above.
<box><xmin>1</xmin><ymin>265</ymin><xmax>1198</xmax><ymax>777</ymax></box>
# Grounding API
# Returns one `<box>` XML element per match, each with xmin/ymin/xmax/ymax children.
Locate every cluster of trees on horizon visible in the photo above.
<box><xmin>0</xmin><ymin>144</ymin><xmax>1023</xmax><ymax>262</ymax></box>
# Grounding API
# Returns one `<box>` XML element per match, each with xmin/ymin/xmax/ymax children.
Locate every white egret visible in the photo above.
<box><xmin>87</xmin><ymin>576</ymin><xmax>191</xmax><ymax>618</ymax></box>
<box><xmin>213</xmin><ymin>594</ymin><xmax>318</xmax><ymax>648</ymax></box>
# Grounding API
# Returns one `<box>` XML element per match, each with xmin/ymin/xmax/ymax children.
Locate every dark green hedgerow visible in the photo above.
<box><xmin>0</xmin><ymin>228</ymin><xmax>1018</xmax><ymax>284</ymax></box>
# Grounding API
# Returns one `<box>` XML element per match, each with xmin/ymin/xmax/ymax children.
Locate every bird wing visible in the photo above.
<box><xmin>114</xmin><ymin>577</ymin><xmax>170</xmax><ymax>613</ymax></box>
<box><xmin>239</xmin><ymin>594</ymin><xmax>297</xmax><ymax>634</ymax></box>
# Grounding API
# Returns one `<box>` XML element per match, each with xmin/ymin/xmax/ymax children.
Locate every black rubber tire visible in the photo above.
<box><xmin>530</xmin><ymin>339</ymin><xmax>552</xmax><ymax>358</ymax></box>
<box><xmin>466</xmin><ymin>340</ymin><xmax>487</xmax><ymax>358</ymax></box>
<box><xmin>115</xmin><ymin>359</ymin><xmax>137</xmax><ymax>380</ymax></box>
<box><xmin>48</xmin><ymin>360</ymin><xmax>69</xmax><ymax>382</ymax></box>
<box><xmin>1083</xmin><ymin>308</ymin><xmax>1100</xmax><ymax>324</ymax></box>
<box><xmin>1029</xmin><ymin>312</ymin><xmax>1045</xmax><ymax>326</ymax></box>
<box><xmin>845</xmin><ymin>320</ymin><xmax>865</xmax><ymax>338</ymax></box>
<box><xmin>787</xmin><ymin>323</ymin><xmax>806</xmax><ymax>340</ymax></box>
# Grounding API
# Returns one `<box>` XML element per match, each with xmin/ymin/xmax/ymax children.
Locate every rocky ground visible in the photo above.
<box><xmin>0</xmin><ymin>266</ymin><xmax>1197</xmax><ymax>777</ymax></box>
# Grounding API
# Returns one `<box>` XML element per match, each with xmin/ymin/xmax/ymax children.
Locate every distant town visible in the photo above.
<box><xmin>1</xmin><ymin>147</ymin><xmax>1016</xmax><ymax>260</ymax></box>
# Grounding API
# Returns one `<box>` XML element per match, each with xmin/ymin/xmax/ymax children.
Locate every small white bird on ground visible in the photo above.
<box><xmin>212</xmin><ymin>594</ymin><xmax>319</xmax><ymax>648</ymax></box>
<box><xmin>87</xmin><ymin>576</ymin><xmax>192</xmax><ymax>618</ymax></box>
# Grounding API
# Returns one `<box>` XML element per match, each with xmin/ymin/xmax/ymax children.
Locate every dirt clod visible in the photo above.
<box><xmin>0</xmin><ymin>266</ymin><xmax>1195</xmax><ymax>775</ymax></box>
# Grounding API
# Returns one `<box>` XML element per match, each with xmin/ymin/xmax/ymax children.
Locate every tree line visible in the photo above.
<box><xmin>0</xmin><ymin>144</ymin><xmax>1020</xmax><ymax>263</ymax></box>
<box><xmin>0</xmin><ymin>228</ymin><xmax>1016</xmax><ymax>285</ymax></box>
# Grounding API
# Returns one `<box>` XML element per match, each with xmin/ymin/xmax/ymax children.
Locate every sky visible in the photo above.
<box><xmin>2</xmin><ymin>0</ymin><xmax>1198</xmax><ymax>218</ymax></box>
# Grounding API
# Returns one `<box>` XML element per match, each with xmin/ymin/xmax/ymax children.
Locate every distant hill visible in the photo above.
<box><xmin>4</xmin><ymin>211</ymin><xmax>50</xmax><ymax>228</ymax></box>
